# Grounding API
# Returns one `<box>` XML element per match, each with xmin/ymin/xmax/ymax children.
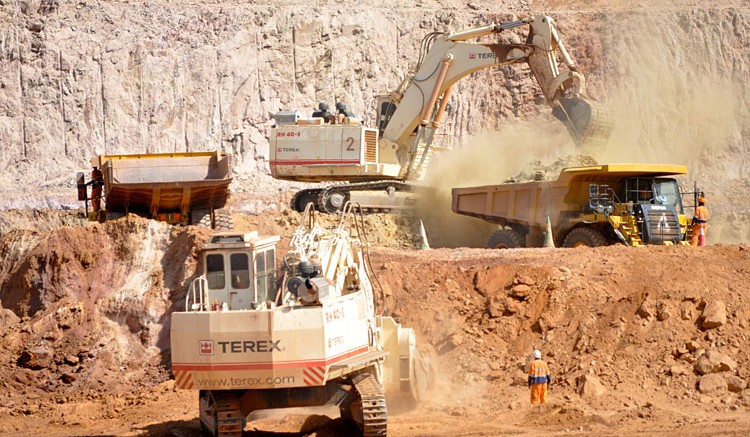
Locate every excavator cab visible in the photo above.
<box><xmin>194</xmin><ymin>232</ymin><xmax>280</xmax><ymax>311</ymax></box>
<box><xmin>376</xmin><ymin>95</ymin><xmax>398</xmax><ymax>138</ymax></box>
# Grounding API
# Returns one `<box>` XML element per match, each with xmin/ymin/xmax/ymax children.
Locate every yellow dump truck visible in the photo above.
<box><xmin>452</xmin><ymin>164</ymin><xmax>691</xmax><ymax>248</ymax></box>
<box><xmin>76</xmin><ymin>150</ymin><xmax>233</xmax><ymax>229</ymax></box>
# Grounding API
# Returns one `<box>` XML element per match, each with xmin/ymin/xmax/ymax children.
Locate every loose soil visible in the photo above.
<box><xmin>0</xmin><ymin>209</ymin><xmax>748</xmax><ymax>436</ymax></box>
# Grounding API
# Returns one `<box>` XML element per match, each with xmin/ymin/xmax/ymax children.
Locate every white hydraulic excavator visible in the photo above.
<box><xmin>269</xmin><ymin>15</ymin><xmax>612</xmax><ymax>213</ymax></box>
<box><xmin>170</xmin><ymin>203</ymin><xmax>430</xmax><ymax>436</ymax></box>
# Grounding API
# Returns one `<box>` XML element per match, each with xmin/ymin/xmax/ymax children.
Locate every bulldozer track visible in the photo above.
<box><xmin>353</xmin><ymin>372</ymin><xmax>388</xmax><ymax>437</ymax></box>
<box><xmin>209</xmin><ymin>391</ymin><xmax>244</xmax><ymax>437</ymax></box>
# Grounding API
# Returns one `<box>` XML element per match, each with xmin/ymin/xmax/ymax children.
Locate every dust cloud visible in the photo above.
<box><xmin>597</xmin><ymin>13</ymin><xmax>740</xmax><ymax>170</ymax></box>
<box><xmin>417</xmin><ymin>115</ymin><xmax>576</xmax><ymax>248</ymax></box>
<box><xmin>596</xmin><ymin>11</ymin><xmax>745</xmax><ymax>243</ymax></box>
<box><xmin>418</xmin><ymin>9</ymin><xmax>747</xmax><ymax>246</ymax></box>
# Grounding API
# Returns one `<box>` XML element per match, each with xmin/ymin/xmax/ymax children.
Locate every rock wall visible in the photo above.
<box><xmin>1</xmin><ymin>2</ymin><xmax>749</xmax><ymax>240</ymax></box>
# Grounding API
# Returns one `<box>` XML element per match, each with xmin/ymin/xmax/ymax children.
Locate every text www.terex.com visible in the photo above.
<box><xmin>196</xmin><ymin>375</ymin><xmax>295</xmax><ymax>387</ymax></box>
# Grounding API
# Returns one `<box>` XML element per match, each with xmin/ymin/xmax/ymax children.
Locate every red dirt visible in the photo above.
<box><xmin>0</xmin><ymin>211</ymin><xmax>748</xmax><ymax>436</ymax></box>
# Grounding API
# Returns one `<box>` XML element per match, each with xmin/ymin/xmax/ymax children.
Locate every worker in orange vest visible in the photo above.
<box><xmin>691</xmin><ymin>196</ymin><xmax>709</xmax><ymax>246</ymax></box>
<box><xmin>528</xmin><ymin>349</ymin><xmax>551</xmax><ymax>405</ymax></box>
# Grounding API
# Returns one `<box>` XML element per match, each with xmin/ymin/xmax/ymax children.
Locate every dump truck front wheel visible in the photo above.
<box><xmin>562</xmin><ymin>227</ymin><xmax>607</xmax><ymax>248</ymax></box>
<box><xmin>486</xmin><ymin>228</ymin><xmax>525</xmax><ymax>249</ymax></box>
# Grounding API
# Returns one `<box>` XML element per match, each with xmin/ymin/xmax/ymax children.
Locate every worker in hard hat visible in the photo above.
<box><xmin>691</xmin><ymin>196</ymin><xmax>709</xmax><ymax>246</ymax></box>
<box><xmin>528</xmin><ymin>349</ymin><xmax>551</xmax><ymax>405</ymax></box>
<box><xmin>335</xmin><ymin>101</ymin><xmax>355</xmax><ymax>123</ymax></box>
<box><xmin>312</xmin><ymin>102</ymin><xmax>333</xmax><ymax>123</ymax></box>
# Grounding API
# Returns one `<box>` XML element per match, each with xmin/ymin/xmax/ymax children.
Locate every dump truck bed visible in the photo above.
<box><xmin>451</xmin><ymin>164</ymin><xmax>688</xmax><ymax>227</ymax></box>
<box><xmin>93</xmin><ymin>151</ymin><xmax>232</xmax><ymax>216</ymax></box>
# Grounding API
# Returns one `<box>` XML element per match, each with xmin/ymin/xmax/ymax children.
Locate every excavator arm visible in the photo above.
<box><xmin>270</xmin><ymin>15</ymin><xmax>612</xmax><ymax>213</ymax></box>
<box><xmin>378</xmin><ymin>15</ymin><xmax>612</xmax><ymax>180</ymax></box>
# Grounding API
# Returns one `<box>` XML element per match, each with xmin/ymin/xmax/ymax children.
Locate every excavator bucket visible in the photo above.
<box><xmin>552</xmin><ymin>97</ymin><xmax>613</xmax><ymax>150</ymax></box>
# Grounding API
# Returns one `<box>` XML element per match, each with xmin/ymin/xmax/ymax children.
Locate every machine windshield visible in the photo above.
<box><xmin>653</xmin><ymin>178</ymin><xmax>683</xmax><ymax>214</ymax></box>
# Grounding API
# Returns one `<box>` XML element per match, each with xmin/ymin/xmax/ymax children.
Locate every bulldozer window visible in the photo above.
<box><xmin>206</xmin><ymin>254</ymin><xmax>225</xmax><ymax>290</ymax></box>
<box><xmin>230</xmin><ymin>254</ymin><xmax>250</xmax><ymax>289</ymax></box>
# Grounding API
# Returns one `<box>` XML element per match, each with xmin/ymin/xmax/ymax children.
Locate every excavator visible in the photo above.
<box><xmin>170</xmin><ymin>203</ymin><xmax>430</xmax><ymax>436</ymax></box>
<box><xmin>270</xmin><ymin>15</ymin><xmax>612</xmax><ymax>213</ymax></box>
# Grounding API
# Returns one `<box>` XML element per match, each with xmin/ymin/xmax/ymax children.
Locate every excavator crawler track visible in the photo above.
<box><xmin>291</xmin><ymin>181</ymin><xmax>414</xmax><ymax>213</ymax></box>
<box><xmin>352</xmin><ymin>372</ymin><xmax>388</xmax><ymax>437</ymax></box>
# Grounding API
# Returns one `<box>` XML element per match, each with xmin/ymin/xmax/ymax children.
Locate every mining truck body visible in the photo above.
<box><xmin>170</xmin><ymin>204</ymin><xmax>427</xmax><ymax>436</ymax></box>
<box><xmin>77</xmin><ymin>150</ymin><xmax>232</xmax><ymax>228</ymax></box>
<box><xmin>452</xmin><ymin>163</ymin><xmax>691</xmax><ymax>248</ymax></box>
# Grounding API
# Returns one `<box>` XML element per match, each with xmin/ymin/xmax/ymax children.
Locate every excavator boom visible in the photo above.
<box><xmin>270</xmin><ymin>15</ymin><xmax>612</xmax><ymax>213</ymax></box>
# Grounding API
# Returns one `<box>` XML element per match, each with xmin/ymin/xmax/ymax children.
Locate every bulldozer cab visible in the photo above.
<box><xmin>199</xmin><ymin>232</ymin><xmax>280</xmax><ymax>310</ymax></box>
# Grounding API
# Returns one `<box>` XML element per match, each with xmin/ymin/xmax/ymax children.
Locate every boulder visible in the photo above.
<box><xmin>636</xmin><ymin>299</ymin><xmax>656</xmax><ymax>319</ymax></box>
<box><xmin>694</xmin><ymin>351</ymin><xmax>737</xmax><ymax>375</ymax></box>
<box><xmin>670</xmin><ymin>365</ymin><xmax>690</xmax><ymax>376</ymax></box>
<box><xmin>656</xmin><ymin>302</ymin><xmax>672</xmax><ymax>321</ymax></box>
<box><xmin>503</xmin><ymin>297</ymin><xmax>523</xmax><ymax>316</ymax></box>
<box><xmin>0</xmin><ymin>308</ymin><xmax>21</xmax><ymax>329</ymax></box>
<box><xmin>510</xmin><ymin>284</ymin><xmax>532</xmax><ymax>299</ymax></box>
<box><xmin>487</xmin><ymin>299</ymin><xmax>504</xmax><ymax>318</ymax></box>
<box><xmin>727</xmin><ymin>375</ymin><xmax>746</xmax><ymax>393</ymax></box>
<box><xmin>698</xmin><ymin>373</ymin><xmax>727</xmax><ymax>394</ymax></box>
<box><xmin>685</xmin><ymin>339</ymin><xmax>700</xmax><ymax>352</ymax></box>
<box><xmin>514</xmin><ymin>275</ymin><xmax>536</xmax><ymax>286</ymax></box>
<box><xmin>577</xmin><ymin>374</ymin><xmax>607</xmax><ymax>398</ymax></box>
<box><xmin>18</xmin><ymin>347</ymin><xmax>54</xmax><ymax>370</ymax></box>
<box><xmin>473</xmin><ymin>266</ymin><xmax>512</xmax><ymax>297</ymax></box>
<box><xmin>701</xmin><ymin>301</ymin><xmax>727</xmax><ymax>330</ymax></box>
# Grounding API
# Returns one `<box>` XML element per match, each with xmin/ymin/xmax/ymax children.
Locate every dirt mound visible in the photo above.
<box><xmin>0</xmin><ymin>212</ymin><xmax>749</xmax><ymax>436</ymax></box>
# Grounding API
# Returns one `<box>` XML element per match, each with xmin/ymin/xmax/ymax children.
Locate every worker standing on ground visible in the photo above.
<box><xmin>528</xmin><ymin>349</ymin><xmax>551</xmax><ymax>405</ymax></box>
<box><xmin>691</xmin><ymin>196</ymin><xmax>710</xmax><ymax>246</ymax></box>
<box><xmin>89</xmin><ymin>165</ymin><xmax>105</xmax><ymax>212</ymax></box>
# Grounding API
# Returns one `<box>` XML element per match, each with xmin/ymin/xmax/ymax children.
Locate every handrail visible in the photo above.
<box><xmin>185</xmin><ymin>276</ymin><xmax>209</xmax><ymax>311</ymax></box>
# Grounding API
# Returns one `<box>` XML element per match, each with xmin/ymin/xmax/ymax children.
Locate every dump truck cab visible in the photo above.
<box><xmin>574</xmin><ymin>173</ymin><xmax>687</xmax><ymax>246</ymax></box>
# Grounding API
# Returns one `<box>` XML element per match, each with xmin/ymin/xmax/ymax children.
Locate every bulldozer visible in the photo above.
<box><xmin>170</xmin><ymin>203</ymin><xmax>430</xmax><ymax>436</ymax></box>
<box><xmin>269</xmin><ymin>15</ymin><xmax>613</xmax><ymax>213</ymax></box>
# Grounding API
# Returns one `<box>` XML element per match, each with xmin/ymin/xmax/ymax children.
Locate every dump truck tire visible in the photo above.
<box><xmin>486</xmin><ymin>228</ymin><xmax>524</xmax><ymax>249</ymax></box>
<box><xmin>191</xmin><ymin>209</ymin><xmax>212</xmax><ymax>229</ymax></box>
<box><xmin>213</xmin><ymin>210</ymin><xmax>234</xmax><ymax>231</ymax></box>
<box><xmin>562</xmin><ymin>227</ymin><xmax>607</xmax><ymax>247</ymax></box>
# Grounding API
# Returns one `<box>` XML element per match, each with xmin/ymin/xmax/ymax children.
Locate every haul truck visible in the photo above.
<box><xmin>170</xmin><ymin>203</ymin><xmax>429</xmax><ymax>437</ymax></box>
<box><xmin>451</xmin><ymin>164</ymin><xmax>692</xmax><ymax>248</ymax></box>
<box><xmin>76</xmin><ymin>150</ymin><xmax>232</xmax><ymax>229</ymax></box>
<box><xmin>270</xmin><ymin>15</ymin><xmax>612</xmax><ymax>213</ymax></box>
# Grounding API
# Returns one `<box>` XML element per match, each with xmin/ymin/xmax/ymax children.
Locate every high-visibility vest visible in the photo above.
<box><xmin>529</xmin><ymin>359</ymin><xmax>550</xmax><ymax>385</ymax></box>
